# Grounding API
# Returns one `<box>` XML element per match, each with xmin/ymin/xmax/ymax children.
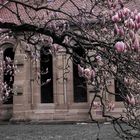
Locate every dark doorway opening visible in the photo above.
<box><xmin>73</xmin><ymin>48</ymin><xmax>87</xmax><ymax>102</ymax></box>
<box><xmin>40</xmin><ymin>47</ymin><xmax>53</xmax><ymax>103</ymax></box>
<box><xmin>115</xmin><ymin>79</ymin><xmax>127</xmax><ymax>102</ymax></box>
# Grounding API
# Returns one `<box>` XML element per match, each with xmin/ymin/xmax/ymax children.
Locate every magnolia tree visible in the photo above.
<box><xmin>0</xmin><ymin>0</ymin><xmax>140</xmax><ymax>139</ymax></box>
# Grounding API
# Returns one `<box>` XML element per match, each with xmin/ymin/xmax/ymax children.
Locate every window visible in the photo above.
<box><xmin>73</xmin><ymin>48</ymin><xmax>87</xmax><ymax>102</ymax></box>
<box><xmin>3</xmin><ymin>47</ymin><xmax>14</xmax><ymax>104</ymax></box>
<box><xmin>115</xmin><ymin>79</ymin><xmax>127</xmax><ymax>102</ymax></box>
<box><xmin>40</xmin><ymin>47</ymin><xmax>53</xmax><ymax>103</ymax></box>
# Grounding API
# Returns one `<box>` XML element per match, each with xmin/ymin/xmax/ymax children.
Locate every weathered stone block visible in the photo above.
<box><xmin>15</xmin><ymin>55</ymin><xmax>25</xmax><ymax>66</ymax></box>
<box><xmin>13</xmin><ymin>85</ymin><xmax>23</xmax><ymax>95</ymax></box>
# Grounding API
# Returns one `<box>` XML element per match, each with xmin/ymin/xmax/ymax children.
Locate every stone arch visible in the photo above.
<box><xmin>0</xmin><ymin>43</ymin><xmax>16</xmax><ymax>104</ymax></box>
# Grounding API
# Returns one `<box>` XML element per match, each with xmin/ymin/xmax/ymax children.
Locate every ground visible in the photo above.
<box><xmin>0</xmin><ymin>123</ymin><xmax>138</xmax><ymax>140</ymax></box>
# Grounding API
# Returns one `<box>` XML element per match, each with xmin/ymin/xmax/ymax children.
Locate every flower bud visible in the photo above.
<box><xmin>129</xmin><ymin>30</ymin><xmax>135</xmax><ymax>40</ymax></box>
<box><xmin>135</xmin><ymin>22</ymin><xmax>139</xmax><ymax>31</ymax></box>
<box><xmin>127</xmin><ymin>94</ymin><xmax>135</xmax><ymax>106</ymax></box>
<box><xmin>112</xmin><ymin>14</ymin><xmax>120</xmax><ymax>22</ymax></box>
<box><xmin>130</xmin><ymin>96</ymin><xmax>135</xmax><ymax>106</ymax></box>
<box><xmin>123</xmin><ymin>7</ymin><xmax>130</xmax><ymax>16</ymax></box>
<box><xmin>135</xmin><ymin>15</ymin><xmax>138</xmax><ymax>22</ymax></box>
<box><xmin>96</xmin><ymin>55</ymin><xmax>102</xmax><ymax>61</ymax></box>
<box><xmin>115</xmin><ymin>41</ymin><xmax>125</xmax><ymax>52</ymax></box>
<box><xmin>132</xmin><ymin>36</ymin><xmax>139</xmax><ymax>50</ymax></box>
<box><xmin>119</xmin><ymin>27</ymin><xmax>124</xmax><ymax>36</ymax></box>
<box><xmin>127</xmin><ymin>94</ymin><xmax>131</xmax><ymax>103</ymax></box>
<box><xmin>118</xmin><ymin>10</ymin><xmax>123</xmax><ymax>19</ymax></box>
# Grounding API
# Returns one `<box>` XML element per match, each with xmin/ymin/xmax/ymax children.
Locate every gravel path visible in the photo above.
<box><xmin>0</xmin><ymin>123</ymin><xmax>136</xmax><ymax>140</ymax></box>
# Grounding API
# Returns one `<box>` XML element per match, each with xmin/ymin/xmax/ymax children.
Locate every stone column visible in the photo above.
<box><xmin>66</xmin><ymin>55</ymin><xmax>73</xmax><ymax>105</ymax></box>
<box><xmin>56</xmin><ymin>53</ymin><xmax>65</xmax><ymax>107</ymax></box>
<box><xmin>31</xmin><ymin>59</ymin><xmax>40</xmax><ymax>108</ymax></box>
<box><xmin>12</xmin><ymin>41</ymin><xmax>32</xmax><ymax>121</ymax></box>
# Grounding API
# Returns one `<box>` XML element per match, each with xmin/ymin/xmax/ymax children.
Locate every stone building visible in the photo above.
<box><xmin>0</xmin><ymin>0</ymin><xmax>137</xmax><ymax>122</ymax></box>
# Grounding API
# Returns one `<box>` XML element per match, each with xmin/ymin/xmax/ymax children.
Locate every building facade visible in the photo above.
<box><xmin>0</xmin><ymin>38</ymin><xmax>125</xmax><ymax>122</ymax></box>
<box><xmin>0</xmin><ymin>0</ymin><xmax>138</xmax><ymax>122</ymax></box>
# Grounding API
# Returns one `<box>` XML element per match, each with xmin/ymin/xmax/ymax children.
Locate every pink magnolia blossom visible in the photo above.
<box><xmin>127</xmin><ymin>94</ymin><xmax>135</xmax><ymax>106</ymax></box>
<box><xmin>125</xmin><ymin>18</ymin><xmax>135</xmax><ymax>29</ymax></box>
<box><xmin>84</xmin><ymin>68</ymin><xmax>91</xmax><ymax>80</ymax></box>
<box><xmin>118</xmin><ymin>10</ymin><xmax>124</xmax><ymax>19</ymax></box>
<box><xmin>119</xmin><ymin>27</ymin><xmax>124</xmax><ymax>36</ymax></box>
<box><xmin>78</xmin><ymin>65</ymin><xmax>95</xmax><ymax>81</ymax></box>
<box><xmin>129</xmin><ymin>18</ymin><xmax>135</xmax><ymax>29</ymax></box>
<box><xmin>137</xmin><ymin>13</ymin><xmax>140</xmax><ymax>23</ymax></box>
<box><xmin>130</xmin><ymin>96</ymin><xmax>135</xmax><ymax>106</ymax></box>
<box><xmin>123</xmin><ymin>7</ymin><xmax>130</xmax><ymax>16</ymax></box>
<box><xmin>96</xmin><ymin>55</ymin><xmax>102</xmax><ymax>61</ymax></box>
<box><xmin>115</xmin><ymin>41</ymin><xmax>125</xmax><ymax>52</ymax></box>
<box><xmin>112</xmin><ymin>14</ymin><xmax>120</xmax><ymax>22</ymax></box>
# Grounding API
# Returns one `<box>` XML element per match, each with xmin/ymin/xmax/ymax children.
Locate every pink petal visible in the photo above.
<box><xmin>115</xmin><ymin>41</ymin><xmax>125</xmax><ymax>52</ymax></box>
